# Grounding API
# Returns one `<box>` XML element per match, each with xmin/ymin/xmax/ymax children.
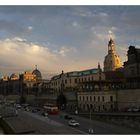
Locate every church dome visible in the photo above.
<box><xmin>10</xmin><ymin>73</ymin><xmax>18</xmax><ymax>80</ymax></box>
<box><xmin>104</xmin><ymin>38</ymin><xmax>122</xmax><ymax>72</ymax></box>
<box><xmin>32</xmin><ymin>67</ymin><xmax>42</xmax><ymax>80</ymax></box>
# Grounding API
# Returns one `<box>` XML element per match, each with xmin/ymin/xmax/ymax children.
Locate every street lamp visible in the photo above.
<box><xmin>88</xmin><ymin>106</ymin><xmax>94</xmax><ymax>134</ymax></box>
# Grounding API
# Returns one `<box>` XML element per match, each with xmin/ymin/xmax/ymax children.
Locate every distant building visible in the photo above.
<box><xmin>2</xmin><ymin>75</ymin><xmax>9</xmax><ymax>81</ymax></box>
<box><xmin>20</xmin><ymin>71</ymin><xmax>36</xmax><ymax>82</ymax></box>
<box><xmin>10</xmin><ymin>73</ymin><xmax>19</xmax><ymax>81</ymax></box>
<box><xmin>77</xmin><ymin>91</ymin><xmax>116</xmax><ymax>112</ymax></box>
<box><xmin>124</xmin><ymin>46</ymin><xmax>140</xmax><ymax>88</ymax></box>
<box><xmin>47</xmin><ymin>64</ymin><xmax>105</xmax><ymax>93</ymax></box>
<box><xmin>0</xmin><ymin>67</ymin><xmax>43</xmax><ymax>96</ymax></box>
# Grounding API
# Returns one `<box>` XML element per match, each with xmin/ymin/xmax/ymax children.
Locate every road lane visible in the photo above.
<box><xmin>18</xmin><ymin>110</ymin><xmax>85</xmax><ymax>134</ymax></box>
<box><xmin>48</xmin><ymin>111</ymin><xmax>140</xmax><ymax>134</ymax></box>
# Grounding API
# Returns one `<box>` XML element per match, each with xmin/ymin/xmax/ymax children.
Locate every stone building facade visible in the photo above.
<box><xmin>0</xmin><ymin>67</ymin><xmax>43</xmax><ymax>96</ymax></box>
<box><xmin>124</xmin><ymin>46</ymin><xmax>140</xmax><ymax>88</ymax></box>
<box><xmin>46</xmin><ymin>64</ymin><xmax>105</xmax><ymax>93</ymax></box>
<box><xmin>77</xmin><ymin>91</ymin><xmax>116</xmax><ymax>112</ymax></box>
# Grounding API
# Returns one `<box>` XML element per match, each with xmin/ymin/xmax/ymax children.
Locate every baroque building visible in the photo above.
<box><xmin>47</xmin><ymin>64</ymin><xmax>105</xmax><ymax>93</ymax></box>
<box><xmin>0</xmin><ymin>67</ymin><xmax>43</xmax><ymax>96</ymax></box>
<box><xmin>104</xmin><ymin>38</ymin><xmax>122</xmax><ymax>72</ymax></box>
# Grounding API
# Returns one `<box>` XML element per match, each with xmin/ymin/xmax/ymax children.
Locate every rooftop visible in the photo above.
<box><xmin>51</xmin><ymin>68</ymin><xmax>99</xmax><ymax>80</ymax></box>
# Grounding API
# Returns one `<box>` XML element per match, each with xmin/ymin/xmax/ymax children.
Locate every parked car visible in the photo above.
<box><xmin>68</xmin><ymin>120</ymin><xmax>80</xmax><ymax>127</ymax></box>
<box><xmin>132</xmin><ymin>108</ymin><xmax>139</xmax><ymax>112</ymax></box>
<box><xmin>127</xmin><ymin>107</ymin><xmax>139</xmax><ymax>112</ymax></box>
<box><xmin>64</xmin><ymin>115</ymin><xmax>73</xmax><ymax>120</ymax></box>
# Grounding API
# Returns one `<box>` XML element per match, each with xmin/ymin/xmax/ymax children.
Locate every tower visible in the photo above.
<box><xmin>104</xmin><ymin>38</ymin><xmax>122</xmax><ymax>72</ymax></box>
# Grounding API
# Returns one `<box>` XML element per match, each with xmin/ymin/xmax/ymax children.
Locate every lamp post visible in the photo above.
<box><xmin>88</xmin><ymin>107</ymin><xmax>94</xmax><ymax>134</ymax></box>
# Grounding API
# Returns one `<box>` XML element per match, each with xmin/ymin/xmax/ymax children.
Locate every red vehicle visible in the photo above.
<box><xmin>43</xmin><ymin>104</ymin><xmax>59</xmax><ymax>115</ymax></box>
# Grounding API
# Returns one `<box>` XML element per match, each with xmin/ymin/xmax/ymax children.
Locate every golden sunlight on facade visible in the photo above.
<box><xmin>2</xmin><ymin>75</ymin><xmax>9</xmax><ymax>81</ymax></box>
<box><xmin>47</xmin><ymin>63</ymin><xmax>105</xmax><ymax>93</ymax></box>
<box><xmin>104</xmin><ymin>38</ymin><xmax>122</xmax><ymax>72</ymax></box>
<box><xmin>22</xmin><ymin>71</ymin><xmax>36</xmax><ymax>82</ymax></box>
<box><xmin>10</xmin><ymin>73</ymin><xmax>19</xmax><ymax>81</ymax></box>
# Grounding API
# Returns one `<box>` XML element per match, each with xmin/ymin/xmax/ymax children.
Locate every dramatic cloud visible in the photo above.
<box><xmin>0</xmin><ymin>37</ymin><xmax>88</xmax><ymax>78</ymax></box>
<box><xmin>0</xmin><ymin>38</ymin><xmax>57</xmax><ymax>77</ymax></box>
<box><xmin>0</xmin><ymin>6</ymin><xmax>140</xmax><ymax>79</ymax></box>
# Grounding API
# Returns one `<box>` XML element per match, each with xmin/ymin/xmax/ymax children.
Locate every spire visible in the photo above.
<box><xmin>98</xmin><ymin>62</ymin><xmax>102</xmax><ymax>72</ymax></box>
<box><xmin>108</xmin><ymin>38</ymin><xmax>115</xmax><ymax>53</ymax></box>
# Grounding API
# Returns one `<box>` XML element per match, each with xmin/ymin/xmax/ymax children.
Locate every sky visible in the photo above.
<box><xmin>0</xmin><ymin>6</ymin><xmax>140</xmax><ymax>79</ymax></box>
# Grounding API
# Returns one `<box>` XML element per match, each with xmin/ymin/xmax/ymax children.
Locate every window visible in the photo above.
<box><xmin>79</xmin><ymin>96</ymin><xmax>81</xmax><ymax>101</ymax></box>
<box><xmin>83</xmin><ymin>96</ymin><xmax>85</xmax><ymax>101</ymax></box>
<box><xmin>79</xmin><ymin>79</ymin><xmax>80</xmax><ymax>83</ymax></box>
<box><xmin>98</xmin><ymin>96</ymin><xmax>100</xmax><ymax>102</ymax></box>
<box><xmin>110</xmin><ymin>104</ymin><xmax>113</xmax><ymax>110</ymax></box>
<box><xmin>102</xmin><ymin>96</ymin><xmax>104</xmax><ymax>102</ymax></box>
<box><xmin>69</xmin><ymin>79</ymin><xmax>71</xmax><ymax>83</ymax></box>
<box><xmin>65</xmin><ymin>79</ymin><xmax>67</xmax><ymax>84</ymax></box>
<box><xmin>110</xmin><ymin>96</ymin><xmax>113</xmax><ymax>102</ymax></box>
<box><xmin>85</xmin><ymin>78</ymin><xmax>86</xmax><ymax>82</ymax></box>
<box><xmin>75</xmin><ymin>79</ymin><xmax>77</xmax><ymax>83</ymax></box>
<box><xmin>90</xmin><ymin>104</ymin><xmax>93</xmax><ymax>109</ymax></box>
<box><xmin>87</xmin><ymin>96</ymin><xmax>88</xmax><ymax>101</ymax></box>
<box><xmin>83</xmin><ymin>104</ymin><xmax>85</xmax><ymax>110</ymax></box>
<box><xmin>94</xmin><ymin>96</ymin><xmax>96</xmax><ymax>101</ymax></box>
<box><xmin>90</xmin><ymin>96</ymin><xmax>92</xmax><ymax>101</ymax></box>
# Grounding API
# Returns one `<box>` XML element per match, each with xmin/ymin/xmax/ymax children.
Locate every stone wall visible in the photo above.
<box><xmin>117</xmin><ymin>89</ymin><xmax>140</xmax><ymax>110</ymax></box>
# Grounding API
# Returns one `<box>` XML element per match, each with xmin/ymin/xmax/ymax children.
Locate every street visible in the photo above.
<box><xmin>1</xmin><ymin>105</ymin><xmax>140</xmax><ymax>134</ymax></box>
<box><xmin>48</xmin><ymin>111</ymin><xmax>140</xmax><ymax>134</ymax></box>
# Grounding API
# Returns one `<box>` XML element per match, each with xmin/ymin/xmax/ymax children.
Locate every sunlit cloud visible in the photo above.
<box><xmin>0</xmin><ymin>37</ymin><xmax>84</xmax><ymax>78</ymax></box>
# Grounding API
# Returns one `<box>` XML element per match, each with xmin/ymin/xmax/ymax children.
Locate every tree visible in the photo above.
<box><xmin>57</xmin><ymin>93</ymin><xmax>67</xmax><ymax>110</ymax></box>
<box><xmin>20</xmin><ymin>95</ymin><xmax>26</xmax><ymax>104</ymax></box>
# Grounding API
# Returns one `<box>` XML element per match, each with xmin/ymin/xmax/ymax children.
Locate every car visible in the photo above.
<box><xmin>132</xmin><ymin>108</ymin><xmax>139</xmax><ymax>112</ymax></box>
<box><xmin>24</xmin><ymin>107</ymin><xmax>30</xmax><ymax>112</ymax></box>
<box><xmin>15</xmin><ymin>104</ymin><xmax>22</xmax><ymax>109</ymax></box>
<box><xmin>68</xmin><ymin>120</ymin><xmax>80</xmax><ymax>127</ymax></box>
<box><xmin>127</xmin><ymin>107</ymin><xmax>139</xmax><ymax>112</ymax></box>
<box><xmin>64</xmin><ymin>115</ymin><xmax>73</xmax><ymax>120</ymax></box>
<box><xmin>42</xmin><ymin>112</ymin><xmax>48</xmax><ymax>117</ymax></box>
